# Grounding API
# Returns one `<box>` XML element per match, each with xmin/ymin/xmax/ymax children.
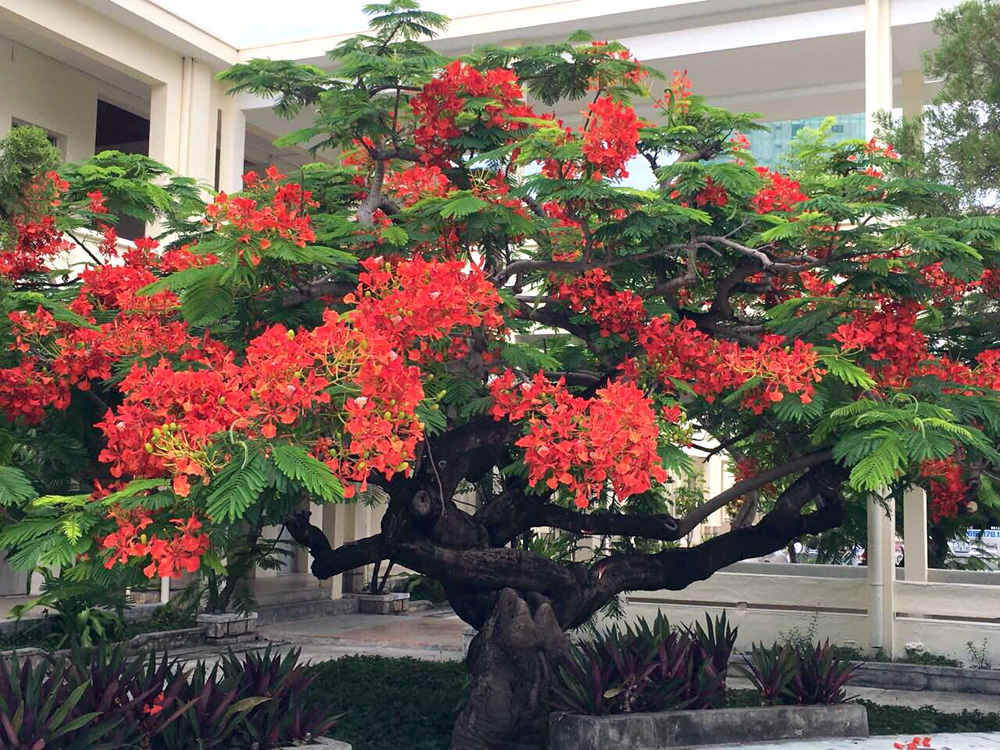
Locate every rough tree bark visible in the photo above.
<box><xmin>283</xmin><ymin>431</ymin><xmax>849</xmax><ymax>750</ymax></box>
<box><xmin>451</xmin><ymin>588</ymin><xmax>568</xmax><ymax>750</ymax></box>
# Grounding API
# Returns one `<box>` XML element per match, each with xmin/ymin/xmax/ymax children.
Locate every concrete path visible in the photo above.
<box><xmin>692</xmin><ymin>734</ymin><xmax>1000</xmax><ymax>749</ymax></box>
<box><xmin>259</xmin><ymin>606</ymin><xmax>465</xmax><ymax>663</ymax></box>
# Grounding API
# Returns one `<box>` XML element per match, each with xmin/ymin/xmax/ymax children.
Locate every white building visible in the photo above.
<box><xmin>4</xmin><ymin>2</ymin><xmax>991</xmax><ymax>661</ymax></box>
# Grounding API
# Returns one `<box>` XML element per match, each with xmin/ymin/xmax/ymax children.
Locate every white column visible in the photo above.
<box><xmin>867</xmin><ymin>491</ymin><xmax>896</xmax><ymax>655</ymax></box>
<box><xmin>218</xmin><ymin>96</ymin><xmax>246</xmax><ymax>193</ymax></box>
<box><xmin>304</xmin><ymin>500</ymin><xmax>323</xmax><ymax>577</ymax></box>
<box><xmin>900</xmin><ymin>70</ymin><xmax>924</xmax><ymax>121</ymax></box>
<box><xmin>865</xmin><ymin>0</ymin><xmax>893</xmax><ymax>139</ymax></box>
<box><xmin>322</xmin><ymin>504</ymin><xmax>347</xmax><ymax>599</ymax></box>
<box><xmin>160</xmin><ymin>575</ymin><xmax>171</xmax><ymax>604</ymax></box>
<box><xmin>149</xmin><ymin>78</ymin><xmax>183</xmax><ymax>173</ymax></box>
<box><xmin>903</xmin><ymin>486</ymin><xmax>928</xmax><ymax>583</ymax></box>
<box><xmin>345</xmin><ymin>505</ymin><xmax>371</xmax><ymax>592</ymax></box>
<box><xmin>28</xmin><ymin>571</ymin><xmax>43</xmax><ymax>596</ymax></box>
<box><xmin>185</xmin><ymin>59</ymin><xmax>217</xmax><ymax>185</ymax></box>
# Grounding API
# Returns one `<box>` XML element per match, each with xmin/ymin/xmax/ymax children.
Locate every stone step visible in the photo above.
<box><xmin>256</xmin><ymin>596</ymin><xmax>358</xmax><ymax>624</ymax></box>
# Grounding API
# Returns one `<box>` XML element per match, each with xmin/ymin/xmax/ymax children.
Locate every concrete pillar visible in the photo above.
<box><xmin>160</xmin><ymin>575</ymin><xmax>171</xmax><ymax>604</ymax></box>
<box><xmin>900</xmin><ymin>70</ymin><xmax>924</xmax><ymax>121</ymax></box>
<box><xmin>149</xmin><ymin>78</ymin><xmax>183</xmax><ymax>173</ymax></box>
<box><xmin>903</xmin><ymin>486</ymin><xmax>928</xmax><ymax>583</ymax></box>
<box><xmin>218</xmin><ymin>97</ymin><xmax>246</xmax><ymax>193</ymax></box>
<box><xmin>28</xmin><ymin>571</ymin><xmax>43</xmax><ymax>596</ymax></box>
<box><xmin>185</xmin><ymin>59</ymin><xmax>217</xmax><ymax>185</ymax></box>
<box><xmin>345</xmin><ymin>505</ymin><xmax>371</xmax><ymax>592</ymax></box>
<box><xmin>148</xmin><ymin>58</ymin><xmax>217</xmax><ymax>184</ymax></box>
<box><xmin>867</xmin><ymin>491</ymin><xmax>896</xmax><ymax>655</ymax></box>
<box><xmin>322</xmin><ymin>504</ymin><xmax>347</xmax><ymax>599</ymax></box>
<box><xmin>865</xmin><ymin>0</ymin><xmax>893</xmax><ymax>139</ymax></box>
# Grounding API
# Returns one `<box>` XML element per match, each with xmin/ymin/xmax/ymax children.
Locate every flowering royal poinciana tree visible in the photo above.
<box><xmin>3</xmin><ymin>2</ymin><xmax>1000</xmax><ymax>746</ymax></box>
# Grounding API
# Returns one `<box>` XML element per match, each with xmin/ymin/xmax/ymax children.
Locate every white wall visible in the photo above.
<box><xmin>0</xmin><ymin>39</ymin><xmax>101</xmax><ymax>162</ymax></box>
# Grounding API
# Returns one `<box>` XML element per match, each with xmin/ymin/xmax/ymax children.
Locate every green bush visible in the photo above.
<box><xmin>304</xmin><ymin>656</ymin><xmax>467</xmax><ymax>750</ymax></box>
<box><xmin>860</xmin><ymin>701</ymin><xmax>1000</xmax><ymax>735</ymax></box>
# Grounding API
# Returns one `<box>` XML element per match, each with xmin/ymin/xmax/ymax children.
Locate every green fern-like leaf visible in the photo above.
<box><xmin>270</xmin><ymin>444</ymin><xmax>343</xmax><ymax>503</ymax></box>
<box><xmin>204</xmin><ymin>455</ymin><xmax>268</xmax><ymax>522</ymax></box>
<box><xmin>821</xmin><ymin>356</ymin><xmax>877</xmax><ymax>390</ymax></box>
<box><xmin>847</xmin><ymin>434</ymin><xmax>905</xmax><ymax>491</ymax></box>
<box><xmin>0</xmin><ymin>466</ymin><xmax>37</xmax><ymax>507</ymax></box>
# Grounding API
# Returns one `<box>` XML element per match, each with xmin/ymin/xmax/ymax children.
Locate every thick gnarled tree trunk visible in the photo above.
<box><xmin>452</xmin><ymin>589</ymin><xmax>567</xmax><ymax>750</ymax></box>
<box><xmin>283</xmin><ymin>431</ymin><xmax>849</xmax><ymax>750</ymax></box>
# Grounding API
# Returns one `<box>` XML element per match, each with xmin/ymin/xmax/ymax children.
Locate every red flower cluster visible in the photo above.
<box><xmin>920</xmin><ymin>262</ymin><xmax>970</xmax><ymax>303</ymax></box>
<box><xmin>205</xmin><ymin>166</ymin><xmax>317</xmax><ymax>258</ymax></box>
<box><xmin>639</xmin><ymin>317</ymin><xmax>743</xmax><ymax>402</ymax></box>
<box><xmin>920</xmin><ymin>458</ymin><xmax>967</xmax><ymax>522</ymax></box>
<box><xmin>0</xmin><ymin>172</ymin><xmax>73</xmax><ymax>280</ymax></box>
<box><xmin>384</xmin><ymin>165</ymin><xmax>451</xmax><ymax>207</ymax></box>
<box><xmin>695</xmin><ymin>177</ymin><xmax>729</xmax><ymax>208</ymax></box>
<box><xmin>490</xmin><ymin>373</ymin><xmax>668</xmax><ymax>508</ymax></box>
<box><xmin>102</xmin><ymin>507</ymin><xmax>210</xmax><ymax>578</ymax></box>
<box><xmin>346</xmin><ymin>256</ymin><xmax>506</xmax><ymax>360</ymax></box>
<box><xmin>554</xmin><ymin>269</ymin><xmax>647</xmax><ymax>338</ymax></box>
<box><xmin>581</xmin><ymin>96</ymin><xmax>641</xmax><ymax>179</ymax></box>
<box><xmin>410</xmin><ymin>61</ymin><xmax>535</xmax><ymax>165</ymax></box>
<box><xmin>732</xmin><ymin>335</ymin><xmax>824</xmax><ymax>415</ymax></box>
<box><xmin>751</xmin><ymin>167</ymin><xmax>808</xmax><ymax>214</ymax></box>
<box><xmin>894</xmin><ymin>737</ymin><xmax>932</xmax><ymax>750</ymax></box>
<box><xmin>96</xmin><ymin>255</ymin><xmax>505</xmax><ymax>501</ymax></box>
<box><xmin>865</xmin><ymin>138</ymin><xmax>899</xmax><ymax>160</ymax></box>
<box><xmin>830</xmin><ymin>302</ymin><xmax>927</xmax><ymax>387</ymax></box>
<box><xmin>639</xmin><ymin>318</ymin><xmax>821</xmax><ymax>413</ymax></box>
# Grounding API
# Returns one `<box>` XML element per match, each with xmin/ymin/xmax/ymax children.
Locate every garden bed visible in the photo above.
<box><xmin>299</xmin><ymin>658</ymin><xmax>1000</xmax><ymax>750</ymax></box>
<box><xmin>850</xmin><ymin>660</ymin><xmax>1000</xmax><ymax>695</ymax></box>
<box><xmin>550</xmin><ymin>704</ymin><xmax>868</xmax><ymax>750</ymax></box>
<box><xmin>0</xmin><ymin>626</ymin><xmax>203</xmax><ymax>665</ymax></box>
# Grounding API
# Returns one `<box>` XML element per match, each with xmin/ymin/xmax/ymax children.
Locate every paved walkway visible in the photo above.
<box><xmin>693</xmin><ymin>735</ymin><xmax>1000</xmax><ymax>749</ymax></box>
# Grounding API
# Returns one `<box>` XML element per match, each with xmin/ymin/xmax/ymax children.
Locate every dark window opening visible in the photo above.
<box><xmin>95</xmin><ymin>101</ymin><xmax>150</xmax><ymax>240</ymax></box>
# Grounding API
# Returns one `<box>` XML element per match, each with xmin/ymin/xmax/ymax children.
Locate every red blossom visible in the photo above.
<box><xmin>581</xmin><ymin>96</ymin><xmax>641</xmax><ymax>180</ymax></box>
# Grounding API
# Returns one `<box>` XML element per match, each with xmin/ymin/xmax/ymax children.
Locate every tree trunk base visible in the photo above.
<box><xmin>451</xmin><ymin>588</ymin><xmax>568</xmax><ymax>750</ymax></box>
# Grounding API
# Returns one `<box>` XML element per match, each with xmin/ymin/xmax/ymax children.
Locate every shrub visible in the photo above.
<box><xmin>0</xmin><ymin>646</ymin><xmax>338</xmax><ymax>750</ymax></box>
<box><xmin>550</xmin><ymin>612</ymin><xmax>735</xmax><ymax>716</ymax></box>
<box><xmin>740</xmin><ymin>642</ymin><xmax>798</xmax><ymax>705</ymax></box>
<box><xmin>0</xmin><ymin>654</ymin><xmax>112</xmax><ymax>750</ymax></box>
<box><xmin>787</xmin><ymin>640</ymin><xmax>858</xmax><ymax>705</ymax></box>
<box><xmin>303</xmin><ymin>655</ymin><xmax>468</xmax><ymax>750</ymax></box>
<box><xmin>741</xmin><ymin>638</ymin><xmax>858</xmax><ymax>706</ymax></box>
<box><xmin>221</xmin><ymin>646</ymin><xmax>337</xmax><ymax>747</ymax></box>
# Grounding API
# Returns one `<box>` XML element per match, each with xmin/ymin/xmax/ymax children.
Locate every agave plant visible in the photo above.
<box><xmin>786</xmin><ymin>640</ymin><xmax>858</xmax><ymax>705</ymax></box>
<box><xmin>220</xmin><ymin>646</ymin><xmax>338</xmax><ymax>748</ymax></box>
<box><xmin>739</xmin><ymin>641</ymin><xmax>798</xmax><ymax>705</ymax></box>
<box><xmin>0</xmin><ymin>655</ymin><xmax>114</xmax><ymax>750</ymax></box>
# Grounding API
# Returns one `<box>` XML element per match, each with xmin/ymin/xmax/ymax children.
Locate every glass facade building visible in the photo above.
<box><xmin>745</xmin><ymin>112</ymin><xmax>867</xmax><ymax>168</ymax></box>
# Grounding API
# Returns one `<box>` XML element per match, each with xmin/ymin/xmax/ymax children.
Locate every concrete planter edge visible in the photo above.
<box><xmin>279</xmin><ymin>738</ymin><xmax>351</xmax><ymax>750</ymax></box>
<box><xmin>550</xmin><ymin>704</ymin><xmax>868</xmax><ymax>750</ymax></box>
<box><xmin>851</xmin><ymin>659</ymin><xmax>1000</xmax><ymax>695</ymax></box>
<box><xmin>347</xmin><ymin>592</ymin><xmax>410</xmax><ymax>615</ymax></box>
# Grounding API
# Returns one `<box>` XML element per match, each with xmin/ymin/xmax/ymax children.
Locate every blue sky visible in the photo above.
<box><xmin>155</xmin><ymin>0</ymin><xmax>545</xmax><ymax>46</ymax></box>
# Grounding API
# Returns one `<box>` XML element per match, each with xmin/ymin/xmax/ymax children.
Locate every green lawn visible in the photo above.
<box><xmin>305</xmin><ymin>657</ymin><xmax>1000</xmax><ymax>750</ymax></box>
<box><xmin>305</xmin><ymin>656</ymin><xmax>467</xmax><ymax>750</ymax></box>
